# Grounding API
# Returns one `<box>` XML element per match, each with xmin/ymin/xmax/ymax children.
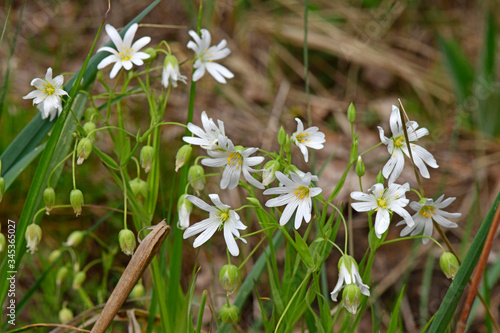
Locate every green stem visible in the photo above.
<box><xmin>381</xmin><ymin>236</ymin><xmax>445</xmax><ymax>252</ymax></box>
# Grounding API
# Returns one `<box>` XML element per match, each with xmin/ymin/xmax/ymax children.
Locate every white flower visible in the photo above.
<box><xmin>378</xmin><ymin>105</ymin><xmax>438</xmax><ymax>185</ymax></box>
<box><xmin>291</xmin><ymin>118</ymin><xmax>326</xmax><ymax>162</ymax></box>
<box><xmin>97</xmin><ymin>23</ymin><xmax>151</xmax><ymax>79</ymax></box>
<box><xmin>330</xmin><ymin>255</ymin><xmax>370</xmax><ymax>302</ymax></box>
<box><xmin>187</xmin><ymin>28</ymin><xmax>234</xmax><ymax>83</ymax></box>
<box><xmin>25</xmin><ymin>224</ymin><xmax>42</xmax><ymax>254</ymax></box>
<box><xmin>183</xmin><ymin>194</ymin><xmax>247</xmax><ymax>256</ymax></box>
<box><xmin>351</xmin><ymin>183</ymin><xmax>414</xmax><ymax>238</ymax></box>
<box><xmin>23</xmin><ymin>67</ymin><xmax>68</xmax><ymax>121</ymax></box>
<box><xmin>202</xmin><ymin>136</ymin><xmax>264</xmax><ymax>190</ymax></box>
<box><xmin>398</xmin><ymin>195</ymin><xmax>461</xmax><ymax>244</ymax></box>
<box><xmin>183</xmin><ymin>111</ymin><xmax>226</xmax><ymax>150</ymax></box>
<box><xmin>161</xmin><ymin>54</ymin><xmax>187</xmax><ymax>88</ymax></box>
<box><xmin>264</xmin><ymin>171</ymin><xmax>322</xmax><ymax>229</ymax></box>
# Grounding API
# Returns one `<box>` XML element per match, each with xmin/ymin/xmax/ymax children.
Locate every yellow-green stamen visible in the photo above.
<box><xmin>295</xmin><ymin>132</ymin><xmax>311</xmax><ymax>143</ymax></box>
<box><xmin>227</xmin><ymin>152</ymin><xmax>243</xmax><ymax>170</ymax></box>
<box><xmin>419</xmin><ymin>205</ymin><xmax>435</xmax><ymax>218</ymax></box>
<box><xmin>294</xmin><ymin>186</ymin><xmax>310</xmax><ymax>200</ymax></box>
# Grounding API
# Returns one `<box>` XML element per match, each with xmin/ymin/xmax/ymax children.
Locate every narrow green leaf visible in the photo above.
<box><xmin>388</xmin><ymin>285</ymin><xmax>405</xmax><ymax>333</ymax></box>
<box><xmin>93</xmin><ymin>146</ymin><xmax>119</xmax><ymax>170</ymax></box>
<box><xmin>293</xmin><ymin>230</ymin><xmax>315</xmax><ymax>270</ymax></box>
<box><xmin>3</xmin><ymin>142</ymin><xmax>46</xmax><ymax>190</ymax></box>
<box><xmin>428</xmin><ymin>191</ymin><xmax>500</xmax><ymax>332</ymax></box>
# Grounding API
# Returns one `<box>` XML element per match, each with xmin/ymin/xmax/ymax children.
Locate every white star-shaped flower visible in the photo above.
<box><xmin>183</xmin><ymin>194</ymin><xmax>247</xmax><ymax>256</ymax></box>
<box><xmin>161</xmin><ymin>54</ymin><xmax>187</xmax><ymax>88</ymax></box>
<box><xmin>291</xmin><ymin>118</ymin><xmax>326</xmax><ymax>163</ymax></box>
<box><xmin>23</xmin><ymin>67</ymin><xmax>68</xmax><ymax>121</ymax></box>
<box><xmin>97</xmin><ymin>23</ymin><xmax>151</xmax><ymax>79</ymax></box>
<box><xmin>183</xmin><ymin>111</ymin><xmax>227</xmax><ymax>150</ymax></box>
<box><xmin>187</xmin><ymin>28</ymin><xmax>234</xmax><ymax>83</ymax></box>
<box><xmin>351</xmin><ymin>183</ymin><xmax>414</xmax><ymax>238</ymax></box>
<box><xmin>330</xmin><ymin>255</ymin><xmax>370</xmax><ymax>302</ymax></box>
<box><xmin>397</xmin><ymin>195</ymin><xmax>461</xmax><ymax>244</ymax></box>
<box><xmin>378</xmin><ymin>105</ymin><xmax>438</xmax><ymax>185</ymax></box>
<box><xmin>264</xmin><ymin>171</ymin><xmax>322</xmax><ymax>229</ymax></box>
<box><xmin>202</xmin><ymin>136</ymin><xmax>264</xmax><ymax>190</ymax></box>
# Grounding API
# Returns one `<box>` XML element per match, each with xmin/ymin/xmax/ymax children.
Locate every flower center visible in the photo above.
<box><xmin>295</xmin><ymin>132</ymin><xmax>310</xmax><ymax>144</ymax></box>
<box><xmin>227</xmin><ymin>152</ymin><xmax>243</xmax><ymax>170</ymax></box>
<box><xmin>393</xmin><ymin>136</ymin><xmax>405</xmax><ymax>148</ymax></box>
<box><xmin>376</xmin><ymin>198</ymin><xmax>388</xmax><ymax>209</ymax></box>
<box><xmin>419</xmin><ymin>205</ymin><xmax>435</xmax><ymax>218</ymax></box>
<box><xmin>119</xmin><ymin>46</ymin><xmax>134</xmax><ymax>61</ymax></box>
<box><xmin>220</xmin><ymin>210</ymin><xmax>230</xmax><ymax>223</ymax></box>
<box><xmin>294</xmin><ymin>186</ymin><xmax>310</xmax><ymax>199</ymax></box>
<box><xmin>42</xmin><ymin>82</ymin><xmax>56</xmax><ymax>96</ymax></box>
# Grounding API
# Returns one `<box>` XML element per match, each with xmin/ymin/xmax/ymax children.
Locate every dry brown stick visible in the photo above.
<box><xmin>90</xmin><ymin>221</ymin><xmax>170</xmax><ymax>333</ymax></box>
<box><xmin>457</xmin><ymin>202</ymin><xmax>500</xmax><ymax>333</ymax></box>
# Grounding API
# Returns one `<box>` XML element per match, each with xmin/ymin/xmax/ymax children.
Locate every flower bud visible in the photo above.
<box><xmin>140</xmin><ymin>145</ymin><xmax>155</xmax><ymax>173</ymax></box>
<box><xmin>440</xmin><ymin>252</ymin><xmax>459</xmax><ymax>280</ymax></box>
<box><xmin>44</xmin><ymin>187</ymin><xmax>56</xmax><ymax>215</ymax></box>
<box><xmin>26</xmin><ymin>224</ymin><xmax>42</xmax><ymax>254</ymax></box>
<box><xmin>84</xmin><ymin>107</ymin><xmax>99</xmax><ymax>123</ymax></box>
<box><xmin>77</xmin><ymin>138</ymin><xmax>93</xmax><ymax>165</ymax></box>
<box><xmin>56</xmin><ymin>266</ymin><xmax>69</xmax><ymax>286</ymax></box>
<box><xmin>177</xmin><ymin>194</ymin><xmax>193</xmax><ymax>230</ymax></box>
<box><xmin>347</xmin><ymin>102</ymin><xmax>356</xmax><ymax>123</ymax></box>
<box><xmin>219</xmin><ymin>264</ymin><xmax>242</xmax><ymax>294</ymax></box>
<box><xmin>72</xmin><ymin>271</ymin><xmax>86</xmax><ymax>290</ymax></box>
<box><xmin>130</xmin><ymin>178</ymin><xmax>149</xmax><ymax>201</ymax></box>
<box><xmin>48</xmin><ymin>249</ymin><xmax>62</xmax><ymax>263</ymax></box>
<box><xmin>0</xmin><ymin>176</ymin><xmax>4</xmax><ymax>203</ymax></box>
<box><xmin>143</xmin><ymin>47</ymin><xmax>157</xmax><ymax>62</ymax></box>
<box><xmin>262</xmin><ymin>160</ymin><xmax>280</xmax><ymax>186</ymax></box>
<box><xmin>188</xmin><ymin>165</ymin><xmax>206</xmax><ymax>193</ymax></box>
<box><xmin>355</xmin><ymin>156</ymin><xmax>365</xmax><ymax>177</ymax></box>
<box><xmin>70</xmin><ymin>189</ymin><xmax>84</xmax><ymax>216</ymax></box>
<box><xmin>342</xmin><ymin>284</ymin><xmax>362</xmax><ymax>314</ymax></box>
<box><xmin>59</xmin><ymin>307</ymin><xmax>74</xmax><ymax>324</ymax></box>
<box><xmin>131</xmin><ymin>281</ymin><xmax>145</xmax><ymax>299</ymax></box>
<box><xmin>350</xmin><ymin>137</ymin><xmax>358</xmax><ymax>164</ymax></box>
<box><xmin>0</xmin><ymin>233</ymin><xmax>5</xmax><ymax>254</ymax></box>
<box><xmin>376</xmin><ymin>170</ymin><xmax>384</xmax><ymax>185</ymax></box>
<box><xmin>278</xmin><ymin>126</ymin><xmax>287</xmax><ymax>146</ymax></box>
<box><xmin>175</xmin><ymin>145</ymin><xmax>192</xmax><ymax>172</ymax></box>
<box><xmin>246</xmin><ymin>197</ymin><xmax>261</xmax><ymax>207</ymax></box>
<box><xmin>83</xmin><ymin>121</ymin><xmax>97</xmax><ymax>141</ymax></box>
<box><xmin>219</xmin><ymin>304</ymin><xmax>239</xmax><ymax>324</ymax></box>
<box><xmin>63</xmin><ymin>231</ymin><xmax>85</xmax><ymax>247</ymax></box>
<box><xmin>119</xmin><ymin>229</ymin><xmax>136</xmax><ymax>256</ymax></box>
<box><xmin>284</xmin><ymin>136</ymin><xmax>291</xmax><ymax>157</ymax></box>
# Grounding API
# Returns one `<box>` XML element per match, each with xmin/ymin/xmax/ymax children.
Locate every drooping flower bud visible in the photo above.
<box><xmin>48</xmin><ymin>249</ymin><xmax>62</xmax><ymax>263</ymax></box>
<box><xmin>440</xmin><ymin>252</ymin><xmax>459</xmax><ymax>280</ymax></box>
<box><xmin>262</xmin><ymin>160</ymin><xmax>280</xmax><ymax>186</ymax></box>
<box><xmin>70</xmin><ymin>189</ymin><xmax>84</xmax><ymax>216</ymax></box>
<box><xmin>161</xmin><ymin>54</ymin><xmax>187</xmax><ymax>88</ymax></box>
<box><xmin>188</xmin><ymin>165</ymin><xmax>206</xmax><ymax>193</ymax></box>
<box><xmin>342</xmin><ymin>284</ymin><xmax>362</xmax><ymax>314</ymax></box>
<box><xmin>44</xmin><ymin>187</ymin><xmax>56</xmax><ymax>215</ymax></box>
<box><xmin>219</xmin><ymin>264</ymin><xmax>242</xmax><ymax>294</ymax></box>
<box><xmin>63</xmin><ymin>231</ymin><xmax>85</xmax><ymax>247</ymax></box>
<box><xmin>355</xmin><ymin>156</ymin><xmax>365</xmax><ymax>177</ymax></box>
<box><xmin>72</xmin><ymin>271</ymin><xmax>86</xmax><ymax>290</ymax></box>
<box><xmin>246</xmin><ymin>197</ymin><xmax>261</xmax><ymax>207</ymax></box>
<box><xmin>140</xmin><ymin>145</ymin><xmax>155</xmax><ymax>173</ymax></box>
<box><xmin>0</xmin><ymin>233</ymin><xmax>5</xmax><ymax>254</ymax></box>
<box><xmin>84</xmin><ymin>107</ymin><xmax>99</xmax><ymax>123</ymax></box>
<box><xmin>177</xmin><ymin>194</ymin><xmax>193</xmax><ymax>230</ymax></box>
<box><xmin>347</xmin><ymin>102</ymin><xmax>356</xmax><ymax>123</ymax></box>
<box><xmin>175</xmin><ymin>145</ymin><xmax>192</xmax><ymax>172</ymax></box>
<box><xmin>130</xmin><ymin>178</ymin><xmax>149</xmax><ymax>201</ymax></box>
<box><xmin>131</xmin><ymin>281</ymin><xmax>145</xmax><ymax>299</ymax></box>
<box><xmin>56</xmin><ymin>266</ymin><xmax>69</xmax><ymax>286</ymax></box>
<box><xmin>143</xmin><ymin>47</ymin><xmax>157</xmax><ymax>62</ymax></box>
<box><xmin>59</xmin><ymin>306</ymin><xmax>74</xmax><ymax>324</ymax></box>
<box><xmin>83</xmin><ymin>121</ymin><xmax>97</xmax><ymax>141</ymax></box>
<box><xmin>119</xmin><ymin>229</ymin><xmax>136</xmax><ymax>256</ymax></box>
<box><xmin>25</xmin><ymin>224</ymin><xmax>42</xmax><ymax>254</ymax></box>
<box><xmin>219</xmin><ymin>304</ymin><xmax>240</xmax><ymax>324</ymax></box>
<box><xmin>77</xmin><ymin>138</ymin><xmax>93</xmax><ymax>165</ymax></box>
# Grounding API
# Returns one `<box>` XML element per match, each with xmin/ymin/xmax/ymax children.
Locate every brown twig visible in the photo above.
<box><xmin>90</xmin><ymin>221</ymin><xmax>170</xmax><ymax>333</ymax></box>
<box><xmin>457</xmin><ymin>201</ymin><xmax>500</xmax><ymax>333</ymax></box>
